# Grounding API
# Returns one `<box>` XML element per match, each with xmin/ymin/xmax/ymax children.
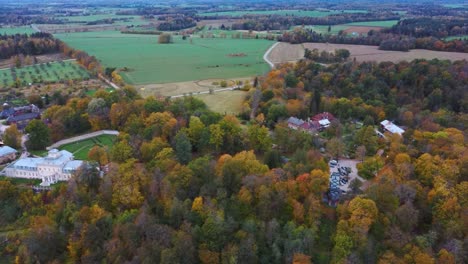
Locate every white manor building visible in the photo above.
<box><xmin>4</xmin><ymin>149</ymin><xmax>84</xmax><ymax>186</ymax></box>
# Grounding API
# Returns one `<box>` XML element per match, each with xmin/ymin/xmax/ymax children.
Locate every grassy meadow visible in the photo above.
<box><xmin>0</xmin><ymin>26</ymin><xmax>35</xmax><ymax>35</ymax></box>
<box><xmin>444</xmin><ymin>35</ymin><xmax>468</xmax><ymax>41</ymax></box>
<box><xmin>0</xmin><ymin>61</ymin><xmax>90</xmax><ymax>88</ymax></box>
<box><xmin>55</xmin><ymin>31</ymin><xmax>274</xmax><ymax>84</ymax></box>
<box><xmin>199</xmin><ymin>9</ymin><xmax>366</xmax><ymax>17</ymax></box>
<box><xmin>344</xmin><ymin>20</ymin><xmax>399</xmax><ymax>27</ymax></box>
<box><xmin>292</xmin><ymin>20</ymin><xmax>399</xmax><ymax>35</ymax></box>
<box><xmin>58</xmin><ymin>134</ymin><xmax>116</xmax><ymax>160</ymax></box>
<box><xmin>57</xmin><ymin>14</ymin><xmax>148</xmax><ymax>26</ymax></box>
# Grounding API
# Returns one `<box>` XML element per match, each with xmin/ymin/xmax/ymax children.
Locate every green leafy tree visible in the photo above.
<box><xmin>247</xmin><ymin>125</ymin><xmax>271</xmax><ymax>153</ymax></box>
<box><xmin>110</xmin><ymin>140</ymin><xmax>133</xmax><ymax>163</ymax></box>
<box><xmin>25</xmin><ymin>120</ymin><xmax>50</xmax><ymax>151</ymax></box>
<box><xmin>174</xmin><ymin>131</ymin><xmax>192</xmax><ymax>164</ymax></box>
<box><xmin>3</xmin><ymin>124</ymin><xmax>22</xmax><ymax>149</ymax></box>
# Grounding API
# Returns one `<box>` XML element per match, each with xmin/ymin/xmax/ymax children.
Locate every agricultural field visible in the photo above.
<box><xmin>267</xmin><ymin>42</ymin><xmax>468</xmax><ymax>64</ymax></box>
<box><xmin>0</xmin><ymin>60</ymin><xmax>90</xmax><ymax>88</ymax></box>
<box><xmin>0</xmin><ymin>26</ymin><xmax>35</xmax><ymax>35</ymax></box>
<box><xmin>58</xmin><ymin>134</ymin><xmax>116</xmax><ymax>160</ymax></box>
<box><xmin>294</xmin><ymin>25</ymin><xmax>350</xmax><ymax>35</ymax></box>
<box><xmin>199</xmin><ymin>9</ymin><xmax>367</xmax><ymax>17</ymax></box>
<box><xmin>58</xmin><ymin>14</ymin><xmax>148</xmax><ymax>26</ymax></box>
<box><xmin>344</xmin><ymin>20</ymin><xmax>399</xmax><ymax>27</ymax></box>
<box><xmin>55</xmin><ymin>31</ymin><xmax>274</xmax><ymax>84</ymax></box>
<box><xmin>293</xmin><ymin>20</ymin><xmax>399</xmax><ymax>35</ymax></box>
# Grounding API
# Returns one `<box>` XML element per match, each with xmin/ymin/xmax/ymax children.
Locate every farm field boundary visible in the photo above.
<box><xmin>268</xmin><ymin>42</ymin><xmax>468</xmax><ymax>64</ymax></box>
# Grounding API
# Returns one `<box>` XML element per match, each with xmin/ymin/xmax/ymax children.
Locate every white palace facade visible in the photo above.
<box><xmin>4</xmin><ymin>149</ymin><xmax>84</xmax><ymax>186</ymax></box>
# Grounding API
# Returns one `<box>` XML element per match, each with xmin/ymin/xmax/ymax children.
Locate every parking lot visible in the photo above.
<box><xmin>329</xmin><ymin>159</ymin><xmax>366</xmax><ymax>192</ymax></box>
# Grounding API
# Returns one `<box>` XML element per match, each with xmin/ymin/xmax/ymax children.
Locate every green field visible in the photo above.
<box><xmin>85</xmin><ymin>87</ymin><xmax>115</xmax><ymax>96</ymax></box>
<box><xmin>444</xmin><ymin>35</ymin><xmax>468</xmax><ymax>41</ymax></box>
<box><xmin>199</xmin><ymin>9</ymin><xmax>367</xmax><ymax>17</ymax></box>
<box><xmin>58</xmin><ymin>134</ymin><xmax>116</xmax><ymax>160</ymax></box>
<box><xmin>293</xmin><ymin>19</ymin><xmax>399</xmax><ymax>35</ymax></box>
<box><xmin>0</xmin><ymin>60</ymin><xmax>90</xmax><ymax>88</ymax></box>
<box><xmin>0</xmin><ymin>26</ymin><xmax>35</xmax><ymax>35</ymax></box>
<box><xmin>443</xmin><ymin>4</ymin><xmax>467</xmax><ymax>8</ymax></box>
<box><xmin>55</xmin><ymin>31</ymin><xmax>274</xmax><ymax>84</ymax></box>
<box><xmin>57</xmin><ymin>14</ymin><xmax>147</xmax><ymax>26</ymax></box>
<box><xmin>344</xmin><ymin>20</ymin><xmax>399</xmax><ymax>27</ymax></box>
<box><xmin>295</xmin><ymin>25</ymin><xmax>350</xmax><ymax>35</ymax></box>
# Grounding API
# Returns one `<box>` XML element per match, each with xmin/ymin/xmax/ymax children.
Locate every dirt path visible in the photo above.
<box><xmin>263</xmin><ymin>42</ymin><xmax>280</xmax><ymax>68</ymax></box>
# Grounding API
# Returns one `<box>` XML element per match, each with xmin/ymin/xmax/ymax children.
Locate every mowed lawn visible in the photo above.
<box><xmin>0</xmin><ymin>60</ymin><xmax>90</xmax><ymax>88</ymax></box>
<box><xmin>58</xmin><ymin>134</ymin><xmax>116</xmax><ymax>160</ymax></box>
<box><xmin>199</xmin><ymin>9</ymin><xmax>366</xmax><ymax>17</ymax></box>
<box><xmin>55</xmin><ymin>31</ymin><xmax>274</xmax><ymax>84</ymax></box>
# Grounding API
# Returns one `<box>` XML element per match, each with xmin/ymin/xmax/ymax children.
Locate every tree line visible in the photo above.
<box><xmin>278</xmin><ymin>28</ymin><xmax>468</xmax><ymax>52</ymax></box>
<box><xmin>226</xmin><ymin>12</ymin><xmax>400</xmax><ymax>31</ymax></box>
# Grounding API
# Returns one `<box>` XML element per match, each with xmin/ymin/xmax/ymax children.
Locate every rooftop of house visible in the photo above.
<box><xmin>11</xmin><ymin>149</ymin><xmax>78</xmax><ymax>170</ymax></box>
<box><xmin>287</xmin><ymin>117</ymin><xmax>305</xmax><ymax>126</ymax></box>
<box><xmin>380</xmin><ymin>120</ymin><xmax>405</xmax><ymax>135</ymax></box>
<box><xmin>312</xmin><ymin>112</ymin><xmax>335</xmax><ymax>122</ymax></box>
<box><xmin>0</xmin><ymin>146</ymin><xmax>17</xmax><ymax>156</ymax></box>
<box><xmin>7</xmin><ymin>112</ymin><xmax>40</xmax><ymax>122</ymax></box>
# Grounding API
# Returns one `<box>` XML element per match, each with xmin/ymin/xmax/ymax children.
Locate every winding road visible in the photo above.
<box><xmin>263</xmin><ymin>42</ymin><xmax>280</xmax><ymax>69</ymax></box>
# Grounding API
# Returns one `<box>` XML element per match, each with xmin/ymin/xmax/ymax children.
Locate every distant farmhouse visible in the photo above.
<box><xmin>0</xmin><ymin>146</ymin><xmax>17</xmax><ymax>164</ymax></box>
<box><xmin>4</xmin><ymin>149</ymin><xmax>84</xmax><ymax>186</ymax></box>
<box><xmin>380</xmin><ymin>120</ymin><xmax>405</xmax><ymax>135</ymax></box>
<box><xmin>287</xmin><ymin>112</ymin><xmax>336</xmax><ymax>134</ymax></box>
<box><xmin>1</xmin><ymin>103</ymin><xmax>41</xmax><ymax>129</ymax></box>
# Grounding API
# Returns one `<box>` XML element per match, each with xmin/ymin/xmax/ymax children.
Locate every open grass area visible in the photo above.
<box><xmin>57</xmin><ymin>14</ymin><xmax>147</xmax><ymax>26</ymax></box>
<box><xmin>58</xmin><ymin>134</ymin><xmax>116</xmax><ymax>160</ymax></box>
<box><xmin>295</xmin><ymin>25</ymin><xmax>350</xmax><ymax>35</ymax></box>
<box><xmin>293</xmin><ymin>20</ymin><xmax>398</xmax><ymax>35</ymax></box>
<box><xmin>0</xmin><ymin>60</ymin><xmax>90</xmax><ymax>88</ymax></box>
<box><xmin>0</xmin><ymin>26</ymin><xmax>35</xmax><ymax>35</ymax></box>
<box><xmin>199</xmin><ymin>9</ymin><xmax>366</xmax><ymax>17</ymax></box>
<box><xmin>344</xmin><ymin>20</ymin><xmax>399</xmax><ymax>27</ymax></box>
<box><xmin>194</xmin><ymin>90</ymin><xmax>247</xmax><ymax>114</ymax></box>
<box><xmin>85</xmin><ymin>87</ymin><xmax>115</xmax><ymax>96</ymax></box>
<box><xmin>55</xmin><ymin>31</ymin><xmax>274</xmax><ymax>84</ymax></box>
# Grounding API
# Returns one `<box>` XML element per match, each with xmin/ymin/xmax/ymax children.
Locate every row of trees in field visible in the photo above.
<box><xmin>383</xmin><ymin>17</ymin><xmax>468</xmax><ymax>39</ymax></box>
<box><xmin>157</xmin><ymin>15</ymin><xmax>197</xmax><ymax>31</ymax></box>
<box><xmin>278</xmin><ymin>28</ymin><xmax>468</xmax><ymax>52</ymax></box>
<box><xmin>225</xmin><ymin>12</ymin><xmax>400</xmax><ymax>31</ymax></box>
